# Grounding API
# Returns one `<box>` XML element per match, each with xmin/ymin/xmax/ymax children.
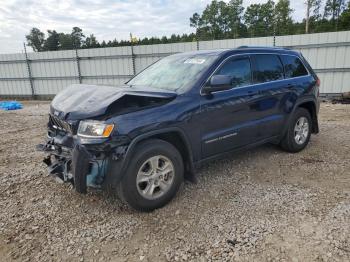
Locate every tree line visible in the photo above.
<box><xmin>26</xmin><ymin>0</ymin><xmax>350</xmax><ymax>52</ymax></box>
<box><xmin>26</xmin><ymin>27</ymin><xmax>197</xmax><ymax>52</ymax></box>
<box><xmin>191</xmin><ymin>0</ymin><xmax>350</xmax><ymax>39</ymax></box>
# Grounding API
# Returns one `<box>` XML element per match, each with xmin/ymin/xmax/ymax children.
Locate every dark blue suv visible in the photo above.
<box><xmin>39</xmin><ymin>47</ymin><xmax>320</xmax><ymax>211</ymax></box>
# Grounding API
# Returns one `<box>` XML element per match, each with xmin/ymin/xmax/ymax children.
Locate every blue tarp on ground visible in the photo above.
<box><xmin>0</xmin><ymin>101</ymin><xmax>23</xmax><ymax>111</ymax></box>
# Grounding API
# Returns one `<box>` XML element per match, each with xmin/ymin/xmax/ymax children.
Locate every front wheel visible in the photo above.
<box><xmin>280</xmin><ymin>107</ymin><xmax>312</xmax><ymax>153</ymax></box>
<box><xmin>116</xmin><ymin>139</ymin><xmax>184</xmax><ymax>212</ymax></box>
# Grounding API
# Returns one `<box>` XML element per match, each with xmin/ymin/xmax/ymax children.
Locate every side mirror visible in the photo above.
<box><xmin>202</xmin><ymin>75</ymin><xmax>232</xmax><ymax>94</ymax></box>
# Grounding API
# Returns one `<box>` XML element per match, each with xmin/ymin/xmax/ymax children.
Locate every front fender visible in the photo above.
<box><xmin>105</xmin><ymin>127</ymin><xmax>195</xmax><ymax>188</ymax></box>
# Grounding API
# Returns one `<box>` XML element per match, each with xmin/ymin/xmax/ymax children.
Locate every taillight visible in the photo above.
<box><xmin>315</xmin><ymin>77</ymin><xmax>320</xmax><ymax>97</ymax></box>
<box><xmin>316</xmin><ymin>77</ymin><xmax>320</xmax><ymax>87</ymax></box>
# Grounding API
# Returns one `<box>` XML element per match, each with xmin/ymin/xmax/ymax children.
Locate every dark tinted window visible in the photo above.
<box><xmin>215</xmin><ymin>58</ymin><xmax>251</xmax><ymax>88</ymax></box>
<box><xmin>253</xmin><ymin>55</ymin><xmax>284</xmax><ymax>83</ymax></box>
<box><xmin>280</xmin><ymin>55</ymin><xmax>308</xmax><ymax>78</ymax></box>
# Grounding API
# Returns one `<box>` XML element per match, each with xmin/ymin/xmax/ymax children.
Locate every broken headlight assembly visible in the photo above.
<box><xmin>77</xmin><ymin>120</ymin><xmax>114</xmax><ymax>138</ymax></box>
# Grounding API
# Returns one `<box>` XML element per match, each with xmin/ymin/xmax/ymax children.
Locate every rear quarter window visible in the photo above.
<box><xmin>280</xmin><ymin>55</ymin><xmax>309</xmax><ymax>78</ymax></box>
<box><xmin>252</xmin><ymin>54</ymin><xmax>284</xmax><ymax>83</ymax></box>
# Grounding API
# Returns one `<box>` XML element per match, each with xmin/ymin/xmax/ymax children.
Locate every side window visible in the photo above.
<box><xmin>280</xmin><ymin>55</ymin><xmax>308</xmax><ymax>78</ymax></box>
<box><xmin>253</xmin><ymin>55</ymin><xmax>284</xmax><ymax>83</ymax></box>
<box><xmin>215</xmin><ymin>58</ymin><xmax>252</xmax><ymax>88</ymax></box>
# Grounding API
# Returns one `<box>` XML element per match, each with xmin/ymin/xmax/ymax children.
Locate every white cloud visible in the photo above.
<box><xmin>0</xmin><ymin>0</ymin><xmax>306</xmax><ymax>54</ymax></box>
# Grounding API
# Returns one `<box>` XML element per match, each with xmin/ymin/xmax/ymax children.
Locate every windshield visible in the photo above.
<box><xmin>128</xmin><ymin>53</ymin><xmax>219</xmax><ymax>93</ymax></box>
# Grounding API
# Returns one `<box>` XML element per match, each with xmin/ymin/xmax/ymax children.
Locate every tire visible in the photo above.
<box><xmin>116</xmin><ymin>139</ymin><xmax>184</xmax><ymax>212</ymax></box>
<box><xmin>280</xmin><ymin>107</ymin><xmax>312</xmax><ymax>153</ymax></box>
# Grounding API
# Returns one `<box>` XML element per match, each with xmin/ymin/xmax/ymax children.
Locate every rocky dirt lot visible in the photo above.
<box><xmin>0</xmin><ymin>102</ymin><xmax>349</xmax><ymax>262</ymax></box>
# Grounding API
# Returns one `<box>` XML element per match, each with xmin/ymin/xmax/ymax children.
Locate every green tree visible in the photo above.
<box><xmin>43</xmin><ymin>30</ymin><xmax>60</xmax><ymax>51</ymax></box>
<box><xmin>339</xmin><ymin>1</ymin><xmax>350</xmax><ymax>29</ymax></box>
<box><xmin>84</xmin><ymin>34</ymin><xmax>100</xmax><ymax>48</ymax></box>
<box><xmin>100</xmin><ymin>40</ymin><xmax>107</xmax><ymax>48</ymax></box>
<box><xmin>58</xmin><ymin>33</ymin><xmax>74</xmax><ymax>50</ymax></box>
<box><xmin>161</xmin><ymin>36</ymin><xmax>168</xmax><ymax>44</ymax></box>
<box><xmin>227</xmin><ymin>0</ymin><xmax>246</xmax><ymax>38</ymax></box>
<box><xmin>111</xmin><ymin>39</ymin><xmax>119</xmax><ymax>47</ymax></box>
<box><xmin>71</xmin><ymin>27</ymin><xmax>85</xmax><ymax>48</ymax></box>
<box><xmin>140</xmin><ymin>37</ymin><xmax>150</xmax><ymax>45</ymax></box>
<box><xmin>275</xmin><ymin>0</ymin><xmax>293</xmax><ymax>35</ymax></box>
<box><xmin>311</xmin><ymin>0</ymin><xmax>323</xmax><ymax>20</ymax></box>
<box><xmin>324</xmin><ymin>0</ymin><xmax>346</xmax><ymax>29</ymax></box>
<box><xmin>190</xmin><ymin>0</ymin><xmax>246</xmax><ymax>40</ymax></box>
<box><xmin>190</xmin><ymin>12</ymin><xmax>202</xmax><ymax>29</ymax></box>
<box><xmin>305</xmin><ymin>0</ymin><xmax>323</xmax><ymax>33</ymax></box>
<box><xmin>201</xmin><ymin>0</ymin><xmax>229</xmax><ymax>39</ymax></box>
<box><xmin>244</xmin><ymin>1</ymin><xmax>275</xmax><ymax>37</ymax></box>
<box><xmin>25</xmin><ymin>28</ymin><xmax>45</xmax><ymax>52</ymax></box>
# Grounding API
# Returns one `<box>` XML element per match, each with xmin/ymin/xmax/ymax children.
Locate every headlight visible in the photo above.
<box><xmin>77</xmin><ymin>121</ymin><xmax>114</xmax><ymax>138</ymax></box>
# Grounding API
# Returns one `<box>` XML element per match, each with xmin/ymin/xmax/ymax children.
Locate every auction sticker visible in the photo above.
<box><xmin>184</xmin><ymin>58</ymin><xmax>206</xmax><ymax>64</ymax></box>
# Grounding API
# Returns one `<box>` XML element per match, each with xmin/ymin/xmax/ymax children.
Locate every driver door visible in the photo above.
<box><xmin>200</xmin><ymin>55</ymin><xmax>259</xmax><ymax>158</ymax></box>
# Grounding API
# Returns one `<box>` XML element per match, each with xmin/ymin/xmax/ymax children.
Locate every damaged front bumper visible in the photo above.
<box><xmin>37</xmin><ymin>130</ymin><xmax>129</xmax><ymax>194</ymax></box>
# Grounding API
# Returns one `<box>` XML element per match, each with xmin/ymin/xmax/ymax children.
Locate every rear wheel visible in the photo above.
<box><xmin>116</xmin><ymin>139</ymin><xmax>184</xmax><ymax>212</ymax></box>
<box><xmin>280</xmin><ymin>107</ymin><xmax>312</xmax><ymax>153</ymax></box>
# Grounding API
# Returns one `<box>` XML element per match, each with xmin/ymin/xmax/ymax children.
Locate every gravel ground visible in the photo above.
<box><xmin>0</xmin><ymin>102</ymin><xmax>349</xmax><ymax>262</ymax></box>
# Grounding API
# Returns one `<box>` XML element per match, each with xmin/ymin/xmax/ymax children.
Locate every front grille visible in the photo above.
<box><xmin>49</xmin><ymin>114</ymin><xmax>73</xmax><ymax>133</ymax></box>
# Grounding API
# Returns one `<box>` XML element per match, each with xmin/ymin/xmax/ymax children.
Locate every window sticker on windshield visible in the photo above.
<box><xmin>184</xmin><ymin>58</ymin><xmax>206</xmax><ymax>64</ymax></box>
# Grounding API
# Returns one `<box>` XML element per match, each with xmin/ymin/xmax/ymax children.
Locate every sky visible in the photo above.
<box><xmin>0</xmin><ymin>0</ymin><xmax>306</xmax><ymax>54</ymax></box>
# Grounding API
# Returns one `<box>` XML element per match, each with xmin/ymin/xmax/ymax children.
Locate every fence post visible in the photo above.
<box><xmin>130</xmin><ymin>45</ymin><xmax>136</xmax><ymax>76</ymax></box>
<box><xmin>196</xmin><ymin>29</ymin><xmax>200</xmax><ymax>50</ymax></box>
<box><xmin>23</xmin><ymin>43</ymin><xmax>35</xmax><ymax>99</ymax></box>
<box><xmin>273</xmin><ymin>13</ymin><xmax>276</xmax><ymax>47</ymax></box>
<box><xmin>75</xmin><ymin>49</ymin><xmax>82</xmax><ymax>84</ymax></box>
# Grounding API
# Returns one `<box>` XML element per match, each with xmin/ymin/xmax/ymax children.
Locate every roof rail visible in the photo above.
<box><xmin>237</xmin><ymin>45</ymin><xmax>290</xmax><ymax>50</ymax></box>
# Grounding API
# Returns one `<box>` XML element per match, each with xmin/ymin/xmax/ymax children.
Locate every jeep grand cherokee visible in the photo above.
<box><xmin>38</xmin><ymin>47</ymin><xmax>320</xmax><ymax>211</ymax></box>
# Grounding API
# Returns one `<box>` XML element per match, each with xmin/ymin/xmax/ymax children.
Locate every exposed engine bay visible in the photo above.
<box><xmin>37</xmin><ymin>84</ymin><xmax>176</xmax><ymax>193</ymax></box>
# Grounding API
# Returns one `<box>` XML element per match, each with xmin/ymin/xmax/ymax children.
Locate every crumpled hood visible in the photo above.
<box><xmin>50</xmin><ymin>84</ymin><xmax>177</xmax><ymax>120</ymax></box>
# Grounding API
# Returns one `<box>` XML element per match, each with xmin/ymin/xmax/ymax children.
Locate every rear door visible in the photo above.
<box><xmin>248</xmin><ymin>54</ymin><xmax>289</xmax><ymax>139</ymax></box>
<box><xmin>199</xmin><ymin>53</ymin><xmax>299</xmax><ymax>159</ymax></box>
<box><xmin>279</xmin><ymin>53</ymin><xmax>317</xmax><ymax>118</ymax></box>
